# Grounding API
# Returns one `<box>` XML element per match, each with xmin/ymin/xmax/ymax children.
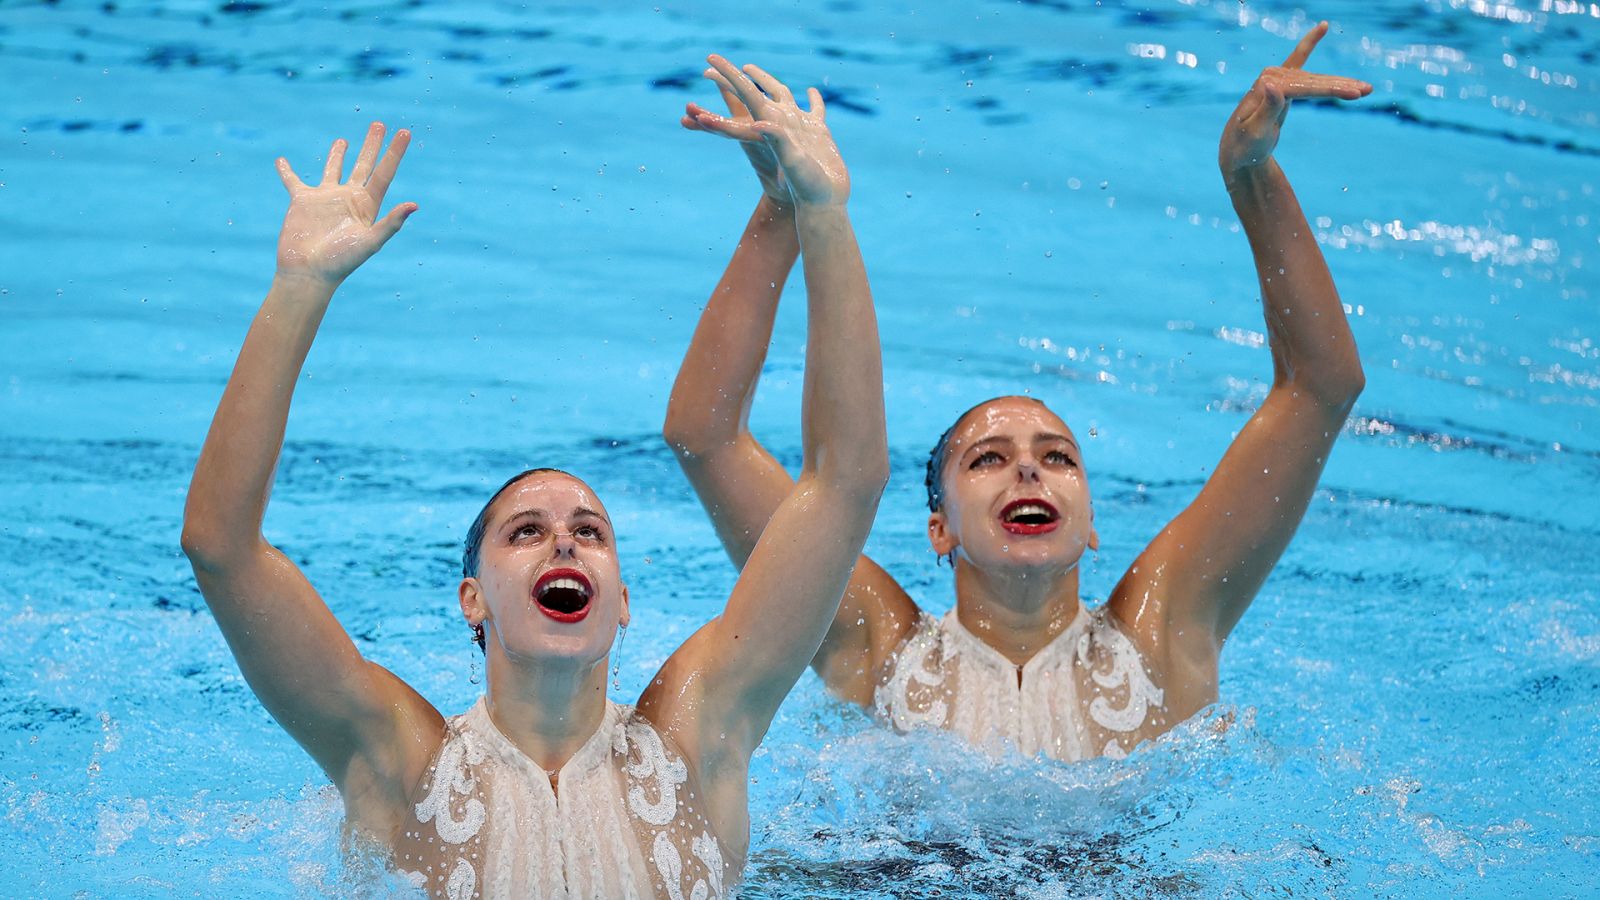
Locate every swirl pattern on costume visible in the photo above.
<box><xmin>392</xmin><ymin>698</ymin><xmax>730</xmax><ymax>899</ymax></box>
<box><xmin>875</xmin><ymin>604</ymin><xmax>1166</xmax><ymax>761</ymax></box>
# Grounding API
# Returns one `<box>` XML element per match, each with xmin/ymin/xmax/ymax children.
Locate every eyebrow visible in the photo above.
<box><xmin>498</xmin><ymin>506</ymin><xmax>610</xmax><ymax>529</ymax></box>
<box><xmin>958</xmin><ymin>432</ymin><xmax>1080</xmax><ymax>463</ymax></box>
<box><xmin>959</xmin><ymin>435</ymin><xmax>1014</xmax><ymax>460</ymax></box>
<box><xmin>1037</xmin><ymin>431</ymin><xmax>1080</xmax><ymax>451</ymax></box>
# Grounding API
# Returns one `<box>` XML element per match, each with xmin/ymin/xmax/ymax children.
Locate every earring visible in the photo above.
<box><xmin>469</xmin><ymin>622</ymin><xmax>485</xmax><ymax>685</ymax></box>
<box><xmin>610</xmin><ymin>623</ymin><xmax>628</xmax><ymax>692</ymax></box>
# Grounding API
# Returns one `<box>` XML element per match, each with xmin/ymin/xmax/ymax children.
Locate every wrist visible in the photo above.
<box><xmin>792</xmin><ymin>197</ymin><xmax>849</xmax><ymax>216</ymax></box>
<box><xmin>1222</xmin><ymin>157</ymin><xmax>1279</xmax><ymax>191</ymax></box>
<box><xmin>270</xmin><ymin>269</ymin><xmax>342</xmax><ymax>304</ymax></box>
<box><xmin>756</xmin><ymin>193</ymin><xmax>795</xmax><ymax>218</ymax></box>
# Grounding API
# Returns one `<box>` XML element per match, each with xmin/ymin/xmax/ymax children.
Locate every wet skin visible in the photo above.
<box><xmin>930</xmin><ymin>397</ymin><xmax>1100</xmax><ymax>580</ymax></box>
<box><xmin>460</xmin><ymin>472</ymin><xmax>630</xmax><ymax>667</ymax></box>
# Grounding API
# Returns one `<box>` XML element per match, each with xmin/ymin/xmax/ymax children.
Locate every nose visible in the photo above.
<box><xmin>1016</xmin><ymin>455</ymin><xmax>1042</xmax><ymax>482</ymax></box>
<box><xmin>552</xmin><ymin>531</ymin><xmax>578</xmax><ymax>559</ymax></box>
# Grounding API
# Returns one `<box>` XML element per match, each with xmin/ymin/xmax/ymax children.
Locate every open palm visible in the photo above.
<box><xmin>275</xmin><ymin>122</ymin><xmax>417</xmax><ymax>284</ymax></box>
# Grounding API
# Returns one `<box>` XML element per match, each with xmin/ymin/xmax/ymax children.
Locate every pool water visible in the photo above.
<box><xmin>3</xmin><ymin>0</ymin><xmax>1597</xmax><ymax>896</ymax></box>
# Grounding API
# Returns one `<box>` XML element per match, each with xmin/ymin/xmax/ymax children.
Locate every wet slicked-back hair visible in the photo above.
<box><xmin>924</xmin><ymin>396</ymin><xmax>1051</xmax><ymax>512</ymax></box>
<box><xmin>461</xmin><ymin>467</ymin><xmax>575</xmax><ymax>579</ymax></box>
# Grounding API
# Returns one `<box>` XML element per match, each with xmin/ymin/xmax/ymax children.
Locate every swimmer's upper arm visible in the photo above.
<box><xmin>673</xmin><ymin>432</ymin><xmax>918</xmax><ymax>708</ymax></box>
<box><xmin>645</xmin><ymin>466</ymin><xmax>885</xmax><ymax>767</ymax></box>
<box><xmin>186</xmin><ymin>540</ymin><xmax>443</xmax><ymax>799</ymax></box>
<box><xmin>1109</xmin><ymin>385</ymin><xmax>1353</xmax><ymax>653</ymax></box>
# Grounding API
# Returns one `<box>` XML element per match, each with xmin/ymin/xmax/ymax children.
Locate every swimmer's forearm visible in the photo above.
<box><xmin>794</xmin><ymin>203</ymin><xmax>888</xmax><ymax>492</ymax></box>
<box><xmin>1227</xmin><ymin>161</ymin><xmax>1363</xmax><ymax>405</ymax></box>
<box><xmin>183</xmin><ymin>275</ymin><xmax>336</xmax><ymax>563</ymax></box>
<box><xmin>664</xmin><ymin>196</ymin><xmax>798</xmax><ymax>455</ymax></box>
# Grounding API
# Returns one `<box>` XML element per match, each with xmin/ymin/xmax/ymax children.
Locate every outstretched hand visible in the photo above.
<box><xmin>1219</xmin><ymin>21</ymin><xmax>1372</xmax><ymax>182</ymax></box>
<box><xmin>275</xmin><ymin>122</ymin><xmax>418</xmax><ymax>286</ymax></box>
<box><xmin>683</xmin><ymin>82</ymin><xmax>791</xmax><ymax>208</ymax></box>
<box><xmin>686</xmin><ymin>56</ymin><xmax>848</xmax><ymax>208</ymax></box>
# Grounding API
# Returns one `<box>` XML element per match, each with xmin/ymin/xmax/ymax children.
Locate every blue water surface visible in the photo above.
<box><xmin>2</xmin><ymin>0</ymin><xmax>1598</xmax><ymax>897</ymax></box>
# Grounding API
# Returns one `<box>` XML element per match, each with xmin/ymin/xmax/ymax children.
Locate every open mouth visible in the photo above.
<box><xmin>999</xmin><ymin>498</ymin><xmax>1061</xmax><ymax>535</ymax></box>
<box><xmin>533</xmin><ymin>568</ymin><xmax>593</xmax><ymax>623</ymax></box>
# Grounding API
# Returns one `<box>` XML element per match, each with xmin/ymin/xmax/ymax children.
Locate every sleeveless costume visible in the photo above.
<box><xmin>391</xmin><ymin>698</ymin><xmax>733</xmax><ymax>900</ymax></box>
<box><xmin>874</xmin><ymin>603</ymin><xmax>1165</xmax><ymax>761</ymax></box>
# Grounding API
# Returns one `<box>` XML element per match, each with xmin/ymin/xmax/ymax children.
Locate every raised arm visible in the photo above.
<box><xmin>180</xmin><ymin>123</ymin><xmax>440</xmax><ymax>804</ymax></box>
<box><xmin>1110</xmin><ymin>24</ymin><xmax>1370</xmax><ymax>666</ymax></box>
<box><xmin>663</xmin><ymin>70</ymin><xmax>917</xmax><ymax>708</ymax></box>
<box><xmin>646</xmin><ymin>57</ymin><xmax>890</xmax><ymax>759</ymax></box>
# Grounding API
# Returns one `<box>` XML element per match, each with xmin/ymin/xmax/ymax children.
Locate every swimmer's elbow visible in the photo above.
<box><xmin>662</xmin><ymin>406</ymin><xmax>728</xmax><ymax>461</ymax></box>
<box><xmin>179</xmin><ymin>521</ymin><xmax>223</xmax><ymax>570</ymax></box>
<box><xmin>1283</xmin><ymin>351</ymin><xmax>1364</xmax><ymax>413</ymax></box>
<box><xmin>179</xmin><ymin>517</ymin><xmax>257</xmax><ymax>572</ymax></box>
<box><xmin>660</xmin><ymin>416</ymin><xmax>703</xmax><ymax>459</ymax></box>
<box><xmin>814</xmin><ymin>442</ymin><xmax>890</xmax><ymax>501</ymax></box>
<box><xmin>1308</xmin><ymin>359</ymin><xmax>1365</xmax><ymax>411</ymax></box>
<box><xmin>663</xmin><ymin>412</ymin><xmax>752</xmax><ymax>467</ymax></box>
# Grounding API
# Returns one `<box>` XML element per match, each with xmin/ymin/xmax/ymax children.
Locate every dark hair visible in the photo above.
<box><xmin>462</xmin><ymin>467</ymin><xmax>574</xmax><ymax>579</ymax></box>
<box><xmin>924</xmin><ymin>396</ymin><xmax>1050</xmax><ymax>512</ymax></box>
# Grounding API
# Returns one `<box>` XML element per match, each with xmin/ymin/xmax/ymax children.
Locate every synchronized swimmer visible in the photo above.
<box><xmin>183</xmin><ymin>56</ymin><xmax>885</xmax><ymax>899</ymax></box>
<box><xmin>665</xmin><ymin>22</ymin><xmax>1369</xmax><ymax>762</ymax></box>
<box><xmin>182</xmin><ymin>21</ymin><xmax>1370</xmax><ymax>900</ymax></box>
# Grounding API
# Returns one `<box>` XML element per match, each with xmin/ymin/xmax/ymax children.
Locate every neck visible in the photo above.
<box><xmin>483</xmin><ymin>649</ymin><xmax>610</xmax><ymax>772</ymax></box>
<box><xmin>953</xmin><ymin>559</ymin><xmax>1084</xmax><ymax>667</ymax></box>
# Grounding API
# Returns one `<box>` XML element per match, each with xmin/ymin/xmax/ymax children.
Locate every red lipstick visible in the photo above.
<box><xmin>999</xmin><ymin>498</ymin><xmax>1061</xmax><ymax>535</ymax></box>
<box><xmin>532</xmin><ymin>567</ymin><xmax>594</xmax><ymax>623</ymax></box>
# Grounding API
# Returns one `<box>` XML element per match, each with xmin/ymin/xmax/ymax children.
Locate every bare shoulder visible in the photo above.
<box><xmin>635</xmin><ymin>621</ymin><xmax>720</xmax><ymax>755</ymax></box>
<box><xmin>1105</xmin><ymin>567</ymin><xmax>1219</xmax><ymax>707</ymax></box>
<box><xmin>815</xmin><ymin>555</ymin><xmax>923</xmax><ymax>706</ymax></box>
<box><xmin>335</xmin><ymin>661</ymin><xmax>449</xmax><ymax>838</ymax></box>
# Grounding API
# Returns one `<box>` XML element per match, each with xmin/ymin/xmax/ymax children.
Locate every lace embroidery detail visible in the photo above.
<box><xmin>1078</xmin><ymin>612</ymin><xmax>1165</xmax><ymax>733</ymax></box>
<box><xmin>692</xmin><ymin>831</ymin><xmax>725</xmax><ymax>899</ymax></box>
<box><xmin>654</xmin><ymin>832</ymin><xmax>686</xmax><ymax>900</ymax></box>
<box><xmin>623</xmin><ymin>719</ymin><xmax>689</xmax><ymax>827</ymax></box>
<box><xmin>414</xmin><ymin>732</ymin><xmax>488</xmax><ymax>844</ymax></box>
<box><xmin>697</xmin><ymin>832</ymin><xmax>729</xmax><ymax>890</ymax></box>
<box><xmin>622</xmin><ymin>716</ymin><xmax>723</xmax><ymax>900</ymax></box>
<box><xmin>875</xmin><ymin>618</ymin><xmax>949</xmax><ymax>730</ymax></box>
<box><xmin>875</xmin><ymin>606</ymin><xmax>1167</xmax><ymax>762</ymax></box>
<box><xmin>396</xmin><ymin>701</ymin><xmax>731</xmax><ymax>899</ymax></box>
<box><xmin>445</xmin><ymin>858</ymin><xmax>476</xmax><ymax>900</ymax></box>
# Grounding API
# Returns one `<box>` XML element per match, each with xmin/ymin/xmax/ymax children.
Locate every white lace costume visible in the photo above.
<box><xmin>874</xmin><ymin>603</ymin><xmax>1166</xmax><ymax>761</ymax></box>
<box><xmin>392</xmin><ymin>698</ymin><xmax>732</xmax><ymax>900</ymax></box>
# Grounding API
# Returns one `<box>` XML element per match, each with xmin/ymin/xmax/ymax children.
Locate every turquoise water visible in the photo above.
<box><xmin>3</xmin><ymin>0</ymin><xmax>1598</xmax><ymax>896</ymax></box>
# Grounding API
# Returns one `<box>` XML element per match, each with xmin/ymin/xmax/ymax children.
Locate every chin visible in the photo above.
<box><xmin>971</xmin><ymin>541</ymin><xmax>1085</xmax><ymax>573</ymax></box>
<box><xmin>500</xmin><ymin>629</ymin><xmax>614</xmax><ymax>667</ymax></box>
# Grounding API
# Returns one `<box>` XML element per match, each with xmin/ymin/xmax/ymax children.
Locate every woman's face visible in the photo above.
<box><xmin>929</xmin><ymin>397</ymin><xmax>1098</xmax><ymax>575</ymax></box>
<box><xmin>460</xmin><ymin>471</ymin><xmax>629</xmax><ymax>666</ymax></box>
